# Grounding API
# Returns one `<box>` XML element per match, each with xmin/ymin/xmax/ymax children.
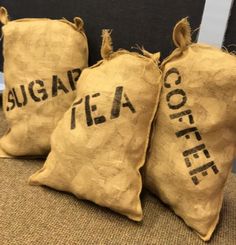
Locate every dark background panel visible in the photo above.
<box><xmin>0</xmin><ymin>0</ymin><xmax>205</xmax><ymax>70</ymax></box>
<box><xmin>224</xmin><ymin>1</ymin><xmax>236</xmax><ymax>51</ymax></box>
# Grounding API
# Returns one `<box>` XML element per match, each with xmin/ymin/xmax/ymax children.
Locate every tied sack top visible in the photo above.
<box><xmin>29</xmin><ymin>30</ymin><xmax>162</xmax><ymax>221</ymax></box>
<box><xmin>144</xmin><ymin>18</ymin><xmax>236</xmax><ymax>241</ymax></box>
<box><xmin>0</xmin><ymin>7</ymin><xmax>88</xmax><ymax>157</ymax></box>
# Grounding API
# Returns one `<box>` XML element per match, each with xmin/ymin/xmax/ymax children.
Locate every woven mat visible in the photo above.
<box><xmin>0</xmin><ymin>110</ymin><xmax>235</xmax><ymax>245</ymax></box>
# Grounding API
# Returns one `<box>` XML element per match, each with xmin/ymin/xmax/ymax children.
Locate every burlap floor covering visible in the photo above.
<box><xmin>0</xmin><ymin>109</ymin><xmax>235</xmax><ymax>245</ymax></box>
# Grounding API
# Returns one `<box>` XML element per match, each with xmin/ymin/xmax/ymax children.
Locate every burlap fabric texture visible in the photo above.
<box><xmin>144</xmin><ymin>18</ymin><xmax>236</xmax><ymax>241</ymax></box>
<box><xmin>0</xmin><ymin>6</ymin><xmax>88</xmax><ymax>158</ymax></box>
<box><xmin>29</xmin><ymin>30</ymin><xmax>162</xmax><ymax>221</ymax></box>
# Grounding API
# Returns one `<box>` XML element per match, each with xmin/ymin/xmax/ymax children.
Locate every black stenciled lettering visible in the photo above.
<box><xmin>191</xmin><ymin>176</ymin><xmax>200</xmax><ymax>185</ymax></box>
<box><xmin>170</xmin><ymin>109</ymin><xmax>191</xmax><ymax>119</ymax></box>
<box><xmin>176</xmin><ymin>127</ymin><xmax>197</xmax><ymax>138</ymax></box>
<box><xmin>211</xmin><ymin>165</ymin><xmax>219</xmax><ymax>174</ymax></box>
<box><xmin>72</xmin><ymin>68</ymin><xmax>81</xmax><ymax>82</ymax></box>
<box><xmin>169</xmin><ymin>109</ymin><xmax>194</xmax><ymax>124</ymax></box>
<box><xmin>73</xmin><ymin>98</ymin><xmax>83</xmax><ymax>107</ymax></box>
<box><xmin>164</xmin><ymin>68</ymin><xmax>181</xmax><ymax>88</ymax></box>
<box><xmin>183</xmin><ymin>144</ymin><xmax>212</xmax><ymax>160</ymax></box>
<box><xmin>71</xmin><ymin>98</ymin><xmax>83</xmax><ymax>130</ymax></box>
<box><xmin>6</xmin><ymin>68</ymin><xmax>79</xmax><ymax>112</ymax></box>
<box><xmin>85</xmin><ymin>93</ymin><xmax>106</xmax><ymax>127</ymax></box>
<box><xmin>110</xmin><ymin>86</ymin><xmax>136</xmax><ymax>119</ymax></box>
<box><xmin>166</xmin><ymin>88</ymin><xmax>187</xmax><ymax>110</ymax></box>
<box><xmin>85</xmin><ymin>95</ymin><xmax>93</xmax><ymax>126</ymax></box>
<box><xmin>110</xmin><ymin>86</ymin><xmax>122</xmax><ymax>118</ymax></box>
<box><xmin>203</xmin><ymin>149</ymin><xmax>210</xmax><ymax>158</ymax></box>
<box><xmin>28</xmin><ymin>81</ymin><xmax>40</xmax><ymax>102</ymax></box>
<box><xmin>71</xmin><ymin>107</ymin><xmax>77</xmax><ymax>130</ymax></box>
<box><xmin>182</xmin><ymin>143</ymin><xmax>219</xmax><ymax>185</ymax></box>
<box><xmin>165</xmin><ymin>67</ymin><xmax>219</xmax><ymax>186</ymax></box>
<box><xmin>185</xmin><ymin>158</ymin><xmax>192</xmax><ymax>168</ymax></box>
<box><xmin>194</xmin><ymin>131</ymin><xmax>201</xmax><ymax>141</ymax></box>
<box><xmin>6</xmin><ymin>90</ymin><xmax>15</xmax><ymax>111</ymax></box>
<box><xmin>52</xmin><ymin>75</ymin><xmax>69</xmax><ymax>97</ymax></box>
<box><xmin>176</xmin><ymin>127</ymin><xmax>202</xmax><ymax>141</ymax></box>
<box><xmin>189</xmin><ymin>161</ymin><xmax>219</xmax><ymax>185</ymax></box>
<box><xmin>92</xmin><ymin>93</ymin><xmax>100</xmax><ymax>98</ymax></box>
<box><xmin>188</xmin><ymin>114</ymin><xmax>194</xmax><ymax>124</ymax></box>
<box><xmin>189</xmin><ymin>161</ymin><xmax>215</xmax><ymax>176</ymax></box>
<box><xmin>183</xmin><ymin>144</ymin><xmax>206</xmax><ymax>157</ymax></box>
<box><xmin>91</xmin><ymin>105</ymin><xmax>97</xmax><ymax>111</ymax></box>
<box><xmin>67</xmin><ymin>68</ymin><xmax>81</xmax><ymax>91</ymax></box>
<box><xmin>28</xmin><ymin>80</ymin><xmax>48</xmax><ymax>102</ymax></box>
<box><xmin>12</xmin><ymin>86</ymin><xmax>27</xmax><ymax>107</ymax></box>
<box><xmin>123</xmin><ymin>93</ymin><xmax>136</xmax><ymax>112</ymax></box>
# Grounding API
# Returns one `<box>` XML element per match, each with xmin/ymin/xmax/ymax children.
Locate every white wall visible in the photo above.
<box><xmin>198</xmin><ymin>0</ymin><xmax>234</xmax><ymax>47</ymax></box>
<box><xmin>198</xmin><ymin>0</ymin><xmax>236</xmax><ymax>172</ymax></box>
<box><xmin>0</xmin><ymin>72</ymin><xmax>4</xmax><ymax>92</ymax></box>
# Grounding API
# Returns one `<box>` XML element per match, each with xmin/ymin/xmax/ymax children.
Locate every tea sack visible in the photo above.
<box><xmin>0</xmin><ymin>7</ymin><xmax>88</xmax><ymax>157</ymax></box>
<box><xmin>29</xmin><ymin>30</ymin><xmax>162</xmax><ymax>221</ymax></box>
<box><xmin>144</xmin><ymin>18</ymin><xmax>236</xmax><ymax>241</ymax></box>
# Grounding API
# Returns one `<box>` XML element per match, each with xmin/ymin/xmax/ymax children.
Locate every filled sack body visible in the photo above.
<box><xmin>29</xmin><ymin>30</ymin><xmax>162</xmax><ymax>221</ymax></box>
<box><xmin>0</xmin><ymin>6</ymin><xmax>88</xmax><ymax>157</ymax></box>
<box><xmin>143</xmin><ymin>18</ymin><xmax>236</xmax><ymax>241</ymax></box>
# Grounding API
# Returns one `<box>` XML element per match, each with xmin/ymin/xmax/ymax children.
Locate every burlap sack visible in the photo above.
<box><xmin>0</xmin><ymin>6</ymin><xmax>88</xmax><ymax>157</ymax></box>
<box><xmin>29</xmin><ymin>30</ymin><xmax>162</xmax><ymax>221</ymax></box>
<box><xmin>143</xmin><ymin>18</ymin><xmax>236</xmax><ymax>241</ymax></box>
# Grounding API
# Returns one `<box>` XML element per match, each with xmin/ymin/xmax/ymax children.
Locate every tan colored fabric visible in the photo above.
<box><xmin>144</xmin><ymin>18</ymin><xmax>236</xmax><ymax>241</ymax></box>
<box><xmin>1</xmin><ymin>110</ymin><xmax>235</xmax><ymax>245</ymax></box>
<box><xmin>0</xmin><ymin>6</ymin><xmax>88</xmax><ymax>157</ymax></box>
<box><xmin>29</xmin><ymin>30</ymin><xmax>162</xmax><ymax>221</ymax></box>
